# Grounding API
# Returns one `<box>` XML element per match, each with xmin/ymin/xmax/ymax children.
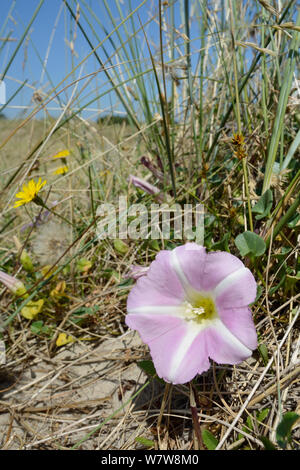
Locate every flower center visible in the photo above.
<box><xmin>183</xmin><ymin>295</ymin><xmax>217</xmax><ymax>324</ymax></box>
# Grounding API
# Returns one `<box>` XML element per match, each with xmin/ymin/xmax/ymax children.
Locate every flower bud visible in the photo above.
<box><xmin>20</xmin><ymin>250</ymin><xmax>34</xmax><ymax>273</ymax></box>
<box><xmin>0</xmin><ymin>270</ymin><xmax>28</xmax><ymax>298</ymax></box>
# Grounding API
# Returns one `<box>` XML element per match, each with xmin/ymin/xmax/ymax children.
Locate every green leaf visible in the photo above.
<box><xmin>235</xmin><ymin>231</ymin><xmax>266</xmax><ymax>257</ymax></box>
<box><xmin>259</xmin><ymin>436</ymin><xmax>277</xmax><ymax>450</ymax></box>
<box><xmin>137</xmin><ymin>360</ymin><xmax>165</xmax><ymax>383</ymax></box>
<box><xmin>252</xmin><ymin>284</ymin><xmax>263</xmax><ymax>303</ymax></box>
<box><xmin>287</xmin><ymin>213</ymin><xmax>300</xmax><ymax>228</ymax></box>
<box><xmin>30</xmin><ymin>320</ymin><xmax>52</xmax><ymax>336</ymax></box>
<box><xmin>202</xmin><ymin>429</ymin><xmax>219</xmax><ymax>450</ymax></box>
<box><xmin>258</xmin><ymin>343</ymin><xmax>269</xmax><ymax>366</ymax></box>
<box><xmin>135</xmin><ymin>436</ymin><xmax>155</xmax><ymax>448</ymax></box>
<box><xmin>276</xmin><ymin>412</ymin><xmax>300</xmax><ymax>449</ymax></box>
<box><xmin>211</xmin><ymin>232</ymin><xmax>230</xmax><ymax>251</ymax></box>
<box><xmin>76</xmin><ymin>258</ymin><xmax>92</xmax><ymax>273</ymax></box>
<box><xmin>113</xmin><ymin>239</ymin><xmax>129</xmax><ymax>255</ymax></box>
<box><xmin>30</xmin><ymin>320</ymin><xmax>44</xmax><ymax>335</ymax></box>
<box><xmin>117</xmin><ymin>278</ymin><xmax>134</xmax><ymax>288</ymax></box>
<box><xmin>257</xmin><ymin>408</ymin><xmax>270</xmax><ymax>423</ymax></box>
<box><xmin>269</xmin><ymin>274</ymin><xmax>286</xmax><ymax>295</ymax></box>
<box><xmin>246</xmin><ymin>415</ymin><xmax>253</xmax><ymax>430</ymax></box>
<box><xmin>252</xmin><ymin>190</ymin><xmax>273</xmax><ymax>220</ymax></box>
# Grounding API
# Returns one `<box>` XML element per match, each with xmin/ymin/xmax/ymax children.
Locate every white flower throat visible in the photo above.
<box><xmin>183</xmin><ymin>295</ymin><xmax>217</xmax><ymax>324</ymax></box>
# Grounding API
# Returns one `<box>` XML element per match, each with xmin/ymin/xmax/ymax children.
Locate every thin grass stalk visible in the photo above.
<box><xmin>264</xmin><ymin>168</ymin><xmax>300</xmax><ymax>240</ymax></box>
<box><xmin>2</xmin><ymin>64</ymin><xmax>156</xmax><ymax>193</ymax></box>
<box><xmin>281</xmin><ymin>128</ymin><xmax>300</xmax><ymax>171</ymax></box>
<box><xmin>206</xmin><ymin>0</ymin><xmax>295</xmax><ymax>160</ymax></box>
<box><xmin>71</xmin><ymin>380</ymin><xmax>150</xmax><ymax>449</ymax></box>
<box><xmin>138</xmin><ymin>15</ymin><xmax>177</xmax><ymax>198</ymax></box>
<box><xmin>229</xmin><ymin>0</ymin><xmax>253</xmax><ymax>232</ymax></box>
<box><xmin>64</xmin><ymin>0</ymin><xmax>141</xmax><ymax>131</ymax></box>
<box><xmin>262</xmin><ymin>10</ymin><xmax>300</xmax><ymax>192</ymax></box>
<box><xmin>265</xmin><ymin>192</ymin><xmax>300</xmax><ymax>248</ymax></box>
<box><xmin>198</xmin><ymin>0</ymin><xmax>207</xmax><ymax>163</ymax></box>
<box><xmin>0</xmin><ymin>1</ymin><xmax>16</xmax><ymax>41</ymax></box>
<box><xmin>184</xmin><ymin>0</ymin><xmax>200</xmax><ymax>166</ymax></box>
<box><xmin>0</xmin><ymin>0</ymin><xmax>45</xmax><ymax>81</ymax></box>
<box><xmin>261</xmin><ymin>6</ymin><xmax>269</xmax><ymax>134</ymax></box>
<box><xmin>0</xmin><ymin>79</ymin><xmax>28</xmax><ymax>114</ymax></box>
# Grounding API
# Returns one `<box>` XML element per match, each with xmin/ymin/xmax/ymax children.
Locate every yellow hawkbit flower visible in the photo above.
<box><xmin>52</xmin><ymin>149</ymin><xmax>70</xmax><ymax>159</ymax></box>
<box><xmin>14</xmin><ymin>178</ymin><xmax>46</xmax><ymax>208</ymax></box>
<box><xmin>53</xmin><ymin>165</ymin><xmax>69</xmax><ymax>175</ymax></box>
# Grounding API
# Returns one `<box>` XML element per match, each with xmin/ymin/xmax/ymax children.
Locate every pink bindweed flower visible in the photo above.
<box><xmin>125</xmin><ymin>243</ymin><xmax>257</xmax><ymax>384</ymax></box>
<box><xmin>128</xmin><ymin>175</ymin><xmax>164</xmax><ymax>203</ymax></box>
<box><xmin>140</xmin><ymin>156</ymin><xmax>164</xmax><ymax>181</ymax></box>
<box><xmin>125</xmin><ymin>264</ymin><xmax>150</xmax><ymax>281</ymax></box>
<box><xmin>0</xmin><ymin>270</ymin><xmax>27</xmax><ymax>297</ymax></box>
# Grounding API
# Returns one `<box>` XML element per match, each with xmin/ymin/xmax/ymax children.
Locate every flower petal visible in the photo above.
<box><xmin>127</xmin><ymin>250</ymin><xmax>185</xmax><ymax>310</ymax></box>
<box><xmin>169</xmin><ymin>243</ymin><xmax>207</xmax><ymax>295</ymax></box>
<box><xmin>206</xmin><ymin>319</ymin><xmax>253</xmax><ymax>364</ymax></box>
<box><xmin>217</xmin><ymin>306</ymin><xmax>257</xmax><ymax>350</ymax></box>
<box><xmin>15</xmin><ymin>191</ymin><xmax>26</xmax><ymax>199</ymax></box>
<box><xmin>170</xmin><ymin>244</ymin><xmax>252</xmax><ymax>297</ymax></box>
<box><xmin>28</xmin><ymin>179</ymin><xmax>36</xmax><ymax>194</ymax></box>
<box><xmin>214</xmin><ymin>267</ymin><xmax>257</xmax><ymax>307</ymax></box>
<box><xmin>126</xmin><ymin>312</ymin><xmax>210</xmax><ymax>384</ymax></box>
<box><xmin>14</xmin><ymin>200</ymin><xmax>26</xmax><ymax>208</ymax></box>
<box><xmin>164</xmin><ymin>326</ymin><xmax>210</xmax><ymax>383</ymax></box>
<box><xmin>202</xmin><ymin>251</ymin><xmax>247</xmax><ymax>291</ymax></box>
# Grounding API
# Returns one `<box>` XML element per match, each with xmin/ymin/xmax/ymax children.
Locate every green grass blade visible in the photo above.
<box><xmin>262</xmin><ymin>10</ymin><xmax>300</xmax><ymax>192</ymax></box>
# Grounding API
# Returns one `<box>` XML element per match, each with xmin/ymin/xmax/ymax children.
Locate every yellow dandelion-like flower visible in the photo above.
<box><xmin>14</xmin><ymin>178</ymin><xmax>46</xmax><ymax>208</ymax></box>
<box><xmin>52</xmin><ymin>149</ymin><xmax>70</xmax><ymax>159</ymax></box>
<box><xmin>53</xmin><ymin>165</ymin><xmax>69</xmax><ymax>175</ymax></box>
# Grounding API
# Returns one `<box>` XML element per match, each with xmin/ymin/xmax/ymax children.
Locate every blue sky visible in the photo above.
<box><xmin>0</xmin><ymin>0</ymin><xmax>187</xmax><ymax>120</ymax></box>
<box><xmin>1</xmin><ymin>1</ymin><xmax>296</xmax><ymax>120</ymax></box>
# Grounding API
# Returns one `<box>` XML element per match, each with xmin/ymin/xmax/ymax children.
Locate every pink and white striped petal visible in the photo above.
<box><xmin>127</xmin><ymin>250</ymin><xmax>185</xmax><ymax>310</ymax></box>
<box><xmin>206</xmin><ymin>320</ymin><xmax>253</xmax><ymax>364</ymax></box>
<box><xmin>217</xmin><ymin>306</ymin><xmax>258</xmax><ymax>350</ymax></box>
<box><xmin>214</xmin><ymin>267</ymin><xmax>257</xmax><ymax>308</ymax></box>
<box><xmin>148</xmin><ymin>322</ymin><xmax>210</xmax><ymax>384</ymax></box>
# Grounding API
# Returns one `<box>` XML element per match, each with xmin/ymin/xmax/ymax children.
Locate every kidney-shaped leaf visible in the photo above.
<box><xmin>235</xmin><ymin>231</ymin><xmax>266</xmax><ymax>257</ymax></box>
<box><xmin>252</xmin><ymin>189</ymin><xmax>273</xmax><ymax>220</ymax></box>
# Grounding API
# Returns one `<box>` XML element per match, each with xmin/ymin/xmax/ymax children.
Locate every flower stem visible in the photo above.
<box><xmin>35</xmin><ymin>199</ymin><xmax>74</xmax><ymax>227</ymax></box>
<box><xmin>46</xmin><ymin>206</ymin><xmax>74</xmax><ymax>227</ymax></box>
<box><xmin>189</xmin><ymin>382</ymin><xmax>203</xmax><ymax>450</ymax></box>
<box><xmin>157</xmin><ymin>382</ymin><xmax>172</xmax><ymax>448</ymax></box>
